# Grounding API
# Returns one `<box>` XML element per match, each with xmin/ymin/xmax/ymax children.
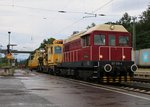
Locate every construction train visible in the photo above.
<box><xmin>28</xmin><ymin>24</ymin><xmax>138</xmax><ymax>83</ymax></box>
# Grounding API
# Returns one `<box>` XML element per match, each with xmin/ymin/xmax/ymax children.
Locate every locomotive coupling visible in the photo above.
<box><xmin>130</xmin><ymin>64</ymin><xmax>138</xmax><ymax>72</ymax></box>
<box><xmin>104</xmin><ymin>64</ymin><xmax>112</xmax><ymax>72</ymax></box>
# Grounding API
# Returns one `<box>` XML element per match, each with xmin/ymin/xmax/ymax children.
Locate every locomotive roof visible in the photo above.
<box><xmin>64</xmin><ymin>31</ymin><xmax>85</xmax><ymax>43</ymax></box>
<box><xmin>83</xmin><ymin>24</ymin><xmax>128</xmax><ymax>35</ymax></box>
<box><xmin>64</xmin><ymin>24</ymin><xmax>128</xmax><ymax>43</ymax></box>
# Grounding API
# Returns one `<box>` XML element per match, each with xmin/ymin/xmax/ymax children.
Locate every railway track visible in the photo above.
<box><xmin>32</xmin><ymin>70</ymin><xmax>150</xmax><ymax>95</ymax></box>
<box><xmin>117</xmin><ymin>81</ymin><xmax>150</xmax><ymax>93</ymax></box>
<box><xmin>115</xmin><ymin>70</ymin><xmax>150</xmax><ymax>94</ymax></box>
<box><xmin>49</xmin><ymin>74</ymin><xmax>150</xmax><ymax>95</ymax></box>
<box><xmin>133</xmin><ymin>78</ymin><xmax>150</xmax><ymax>83</ymax></box>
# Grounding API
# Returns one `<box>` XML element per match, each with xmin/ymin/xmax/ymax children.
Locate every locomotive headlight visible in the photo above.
<box><xmin>99</xmin><ymin>55</ymin><xmax>103</xmax><ymax>59</ymax></box>
<box><xmin>122</xmin><ymin>55</ymin><xmax>126</xmax><ymax>59</ymax></box>
<box><xmin>110</xmin><ymin>25</ymin><xmax>115</xmax><ymax>30</ymax></box>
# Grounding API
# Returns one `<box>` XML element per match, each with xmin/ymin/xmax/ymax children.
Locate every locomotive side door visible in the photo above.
<box><xmin>48</xmin><ymin>45</ymin><xmax>54</xmax><ymax>64</ymax></box>
<box><xmin>81</xmin><ymin>34</ymin><xmax>91</xmax><ymax>61</ymax></box>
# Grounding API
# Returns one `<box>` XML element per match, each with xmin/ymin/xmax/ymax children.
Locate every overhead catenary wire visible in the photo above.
<box><xmin>0</xmin><ymin>3</ymin><xmax>85</xmax><ymax>14</ymax></box>
<box><xmin>52</xmin><ymin>18</ymin><xmax>84</xmax><ymax>36</ymax></box>
<box><xmin>51</xmin><ymin>0</ymin><xmax>87</xmax><ymax>36</ymax></box>
<box><xmin>92</xmin><ymin>0</ymin><xmax>115</xmax><ymax>13</ymax></box>
<box><xmin>45</xmin><ymin>0</ymin><xmax>76</xmax><ymax>30</ymax></box>
<box><xmin>0</xmin><ymin>4</ymin><xmax>59</xmax><ymax>12</ymax></box>
<box><xmin>52</xmin><ymin>0</ymin><xmax>116</xmax><ymax>36</ymax></box>
<box><xmin>81</xmin><ymin>0</ymin><xmax>115</xmax><ymax>18</ymax></box>
<box><xmin>0</xmin><ymin>0</ymin><xmax>115</xmax><ymax>15</ymax></box>
<box><xmin>0</xmin><ymin>1</ymin><xmax>116</xmax><ymax>37</ymax></box>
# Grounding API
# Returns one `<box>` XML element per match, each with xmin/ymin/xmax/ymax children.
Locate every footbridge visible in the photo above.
<box><xmin>0</xmin><ymin>49</ymin><xmax>33</xmax><ymax>54</ymax></box>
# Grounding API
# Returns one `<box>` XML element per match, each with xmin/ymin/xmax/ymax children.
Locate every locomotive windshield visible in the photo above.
<box><xmin>54</xmin><ymin>46</ymin><xmax>62</xmax><ymax>54</ymax></box>
<box><xmin>94</xmin><ymin>34</ymin><xmax>106</xmax><ymax>45</ymax></box>
<box><xmin>109</xmin><ymin>35</ymin><xmax>116</xmax><ymax>46</ymax></box>
<box><xmin>119</xmin><ymin>36</ymin><xmax>129</xmax><ymax>46</ymax></box>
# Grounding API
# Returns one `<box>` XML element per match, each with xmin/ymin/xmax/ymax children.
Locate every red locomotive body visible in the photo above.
<box><xmin>58</xmin><ymin>24</ymin><xmax>137</xmax><ymax>83</ymax></box>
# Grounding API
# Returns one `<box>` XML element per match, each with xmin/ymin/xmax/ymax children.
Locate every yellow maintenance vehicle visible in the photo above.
<box><xmin>28</xmin><ymin>40</ymin><xmax>63</xmax><ymax>73</ymax></box>
<box><xmin>37</xmin><ymin>40</ymin><xmax>63</xmax><ymax>74</ymax></box>
<box><xmin>46</xmin><ymin>40</ymin><xmax>63</xmax><ymax>74</ymax></box>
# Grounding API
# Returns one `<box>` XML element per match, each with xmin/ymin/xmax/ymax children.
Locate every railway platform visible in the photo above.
<box><xmin>0</xmin><ymin>69</ymin><xmax>150</xmax><ymax>107</ymax></box>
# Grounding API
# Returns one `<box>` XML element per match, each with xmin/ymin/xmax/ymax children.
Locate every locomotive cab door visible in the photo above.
<box><xmin>48</xmin><ymin>46</ymin><xmax>54</xmax><ymax>64</ymax></box>
<box><xmin>81</xmin><ymin>34</ymin><xmax>91</xmax><ymax>61</ymax></box>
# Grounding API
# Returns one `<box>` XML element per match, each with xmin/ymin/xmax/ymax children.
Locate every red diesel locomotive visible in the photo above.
<box><xmin>57</xmin><ymin>24</ymin><xmax>137</xmax><ymax>83</ymax></box>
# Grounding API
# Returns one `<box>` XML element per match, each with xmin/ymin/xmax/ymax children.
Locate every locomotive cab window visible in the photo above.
<box><xmin>54</xmin><ymin>46</ymin><xmax>62</xmax><ymax>54</ymax></box>
<box><xmin>81</xmin><ymin>35</ymin><xmax>90</xmax><ymax>47</ymax></box>
<box><xmin>94</xmin><ymin>34</ymin><xmax>106</xmax><ymax>45</ymax></box>
<box><xmin>109</xmin><ymin>35</ymin><xmax>116</xmax><ymax>46</ymax></box>
<box><xmin>119</xmin><ymin>36</ymin><xmax>129</xmax><ymax>46</ymax></box>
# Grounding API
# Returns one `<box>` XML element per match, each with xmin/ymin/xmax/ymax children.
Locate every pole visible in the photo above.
<box><xmin>8</xmin><ymin>31</ymin><xmax>11</xmax><ymax>66</ymax></box>
<box><xmin>8</xmin><ymin>31</ymin><xmax>11</xmax><ymax>45</ymax></box>
<box><xmin>132</xmin><ymin>17</ymin><xmax>137</xmax><ymax>62</ymax></box>
<box><xmin>132</xmin><ymin>17</ymin><xmax>136</xmax><ymax>50</ymax></box>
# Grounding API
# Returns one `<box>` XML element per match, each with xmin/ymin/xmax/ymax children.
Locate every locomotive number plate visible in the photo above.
<box><xmin>111</xmin><ymin>62</ymin><xmax>123</xmax><ymax>66</ymax></box>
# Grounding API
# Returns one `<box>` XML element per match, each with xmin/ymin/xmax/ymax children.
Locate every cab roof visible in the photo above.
<box><xmin>64</xmin><ymin>31</ymin><xmax>85</xmax><ymax>43</ymax></box>
<box><xmin>83</xmin><ymin>24</ymin><xmax>128</xmax><ymax>35</ymax></box>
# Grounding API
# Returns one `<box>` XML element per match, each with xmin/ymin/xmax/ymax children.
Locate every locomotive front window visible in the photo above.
<box><xmin>94</xmin><ymin>34</ymin><xmax>105</xmax><ymax>45</ymax></box>
<box><xmin>119</xmin><ymin>36</ymin><xmax>129</xmax><ymax>46</ymax></box>
<box><xmin>54</xmin><ymin>46</ymin><xmax>62</xmax><ymax>54</ymax></box>
<box><xmin>109</xmin><ymin>35</ymin><xmax>116</xmax><ymax>46</ymax></box>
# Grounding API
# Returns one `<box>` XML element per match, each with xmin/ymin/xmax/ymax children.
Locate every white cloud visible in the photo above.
<box><xmin>107</xmin><ymin>0</ymin><xmax>150</xmax><ymax>15</ymax></box>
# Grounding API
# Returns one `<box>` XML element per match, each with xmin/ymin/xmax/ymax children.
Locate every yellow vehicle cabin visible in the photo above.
<box><xmin>46</xmin><ymin>40</ymin><xmax>63</xmax><ymax>66</ymax></box>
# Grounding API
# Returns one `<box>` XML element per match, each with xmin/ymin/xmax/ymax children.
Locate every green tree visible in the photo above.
<box><xmin>116</xmin><ymin>12</ymin><xmax>132</xmax><ymax>33</ymax></box>
<box><xmin>105</xmin><ymin>13</ymin><xmax>132</xmax><ymax>32</ymax></box>
<box><xmin>105</xmin><ymin>4</ymin><xmax>150</xmax><ymax>50</ymax></box>
<box><xmin>38</xmin><ymin>38</ymin><xmax>55</xmax><ymax>49</ymax></box>
<box><xmin>136</xmin><ymin>5</ymin><xmax>150</xmax><ymax>49</ymax></box>
<box><xmin>28</xmin><ymin>37</ymin><xmax>55</xmax><ymax>61</ymax></box>
<box><xmin>86</xmin><ymin>23</ymin><xmax>96</xmax><ymax>29</ymax></box>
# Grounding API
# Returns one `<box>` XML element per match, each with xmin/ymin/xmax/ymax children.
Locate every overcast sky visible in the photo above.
<box><xmin>0</xmin><ymin>0</ymin><xmax>149</xmax><ymax>60</ymax></box>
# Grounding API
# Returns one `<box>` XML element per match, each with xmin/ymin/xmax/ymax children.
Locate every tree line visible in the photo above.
<box><xmin>108</xmin><ymin>5</ymin><xmax>150</xmax><ymax>50</ymax></box>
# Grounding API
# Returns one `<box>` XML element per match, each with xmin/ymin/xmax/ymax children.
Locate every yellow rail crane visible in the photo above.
<box><xmin>28</xmin><ymin>50</ymin><xmax>41</xmax><ymax>71</ymax></box>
